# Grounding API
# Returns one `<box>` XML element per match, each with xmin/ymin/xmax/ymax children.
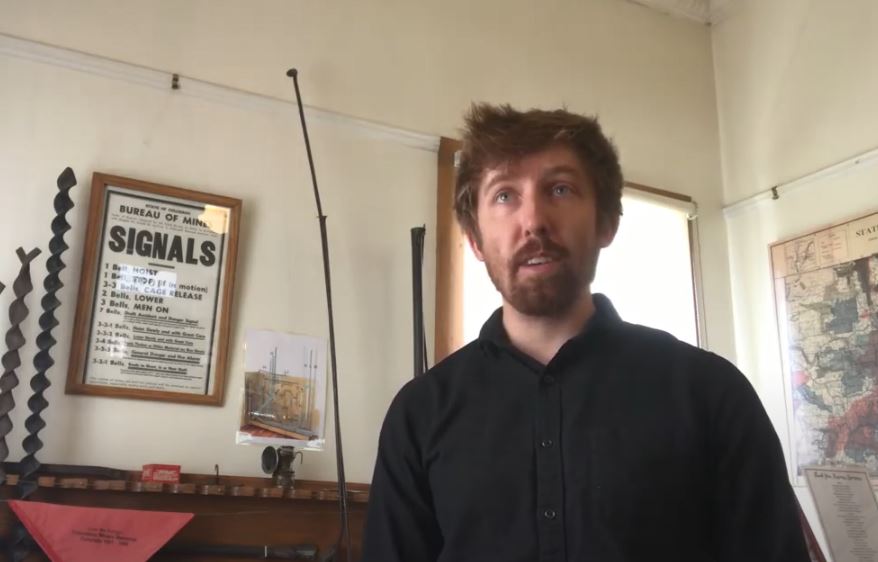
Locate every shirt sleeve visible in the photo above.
<box><xmin>706</xmin><ymin>354</ymin><xmax>811</xmax><ymax>561</ymax></box>
<box><xmin>361</xmin><ymin>381</ymin><xmax>443</xmax><ymax>562</ymax></box>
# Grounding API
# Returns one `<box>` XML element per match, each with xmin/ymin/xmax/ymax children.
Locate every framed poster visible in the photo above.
<box><xmin>66</xmin><ymin>173</ymin><xmax>241</xmax><ymax>405</ymax></box>
<box><xmin>771</xmin><ymin>210</ymin><xmax>878</xmax><ymax>484</ymax></box>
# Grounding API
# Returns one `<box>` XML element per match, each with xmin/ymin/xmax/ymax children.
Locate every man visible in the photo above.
<box><xmin>362</xmin><ymin>104</ymin><xmax>810</xmax><ymax>561</ymax></box>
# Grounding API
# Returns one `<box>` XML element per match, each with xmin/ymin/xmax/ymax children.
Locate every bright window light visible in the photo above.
<box><xmin>462</xmin><ymin>193</ymin><xmax>698</xmax><ymax>346</ymax></box>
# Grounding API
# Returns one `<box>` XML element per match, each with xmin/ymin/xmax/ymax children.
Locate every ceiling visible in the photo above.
<box><xmin>627</xmin><ymin>0</ymin><xmax>735</xmax><ymax>25</ymax></box>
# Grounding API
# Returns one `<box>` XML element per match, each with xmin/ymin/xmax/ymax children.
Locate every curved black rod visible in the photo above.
<box><xmin>163</xmin><ymin>542</ymin><xmax>318</xmax><ymax>559</ymax></box>
<box><xmin>1</xmin><ymin>462</ymin><xmax>126</xmax><ymax>480</ymax></box>
<box><xmin>19</xmin><ymin>167</ymin><xmax>76</xmax><ymax>500</ymax></box>
<box><xmin>285</xmin><ymin>68</ymin><xmax>351</xmax><ymax>562</ymax></box>
<box><xmin>411</xmin><ymin>226</ymin><xmax>427</xmax><ymax>377</ymax></box>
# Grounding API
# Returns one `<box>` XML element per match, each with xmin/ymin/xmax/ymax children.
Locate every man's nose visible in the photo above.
<box><xmin>520</xmin><ymin>191</ymin><xmax>550</xmax><ymax>237</ymax></box>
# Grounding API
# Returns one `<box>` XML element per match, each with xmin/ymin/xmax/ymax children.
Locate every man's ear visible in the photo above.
<box><xmin>598</xmin><ymin>213</ymin><xmax>619</xmax><ymax>249</ymax></box>
<box><xmin>466</xmin><ymin>229</ymin><xmax>485</xmax><ymax>261</ymax></box>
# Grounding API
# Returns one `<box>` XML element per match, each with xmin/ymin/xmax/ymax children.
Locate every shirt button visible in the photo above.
<box><xmin>543</xmin><ymin>509</ymin><xmax>557</xmax><ymax>520</ymax></box>
<box><xmin>542</xmin><ymin>374</ymin><xmax>556</xmax><ymax>385</ymax></box>
<box><xmin>541</xmin><ymin>439</ymin><xmax>554</xmax><ymax>448</ymax></box>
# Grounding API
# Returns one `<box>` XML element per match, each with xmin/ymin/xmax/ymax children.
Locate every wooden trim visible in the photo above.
<box><xmin>434</xmin><ymin>137</ymin><xmax>465</xmax><ymax>363</ymax></box>
<box><xmin>624</xmin><ymin>181</ymin><xmax>692</xmax><ymax>204</ymax></box>
<box><xmin>1</xmin><ymin>468</ymin><xmax>369</xmax><ymax>502</ymax></box>
<box><xmin>687</xmin><ymin>217</ymin><xmax>706</xmax><ymax>348</ymax></box>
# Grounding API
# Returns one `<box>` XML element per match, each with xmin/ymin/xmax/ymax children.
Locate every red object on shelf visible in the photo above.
<box><xmin>9</xmin><ymin>500</ymin><xmax>192</xmax><ymax>562</ymax></box>
<box><xmin>141</xmin><ymin>464</ymin><xmax>181</xmax><ymax>484</ymax></box>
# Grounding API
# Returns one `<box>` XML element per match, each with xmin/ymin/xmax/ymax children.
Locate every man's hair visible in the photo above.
<box><xmin>454</xmin><ymin>103</ymin><xmax>623</xmax><ymax>239</ymax></box>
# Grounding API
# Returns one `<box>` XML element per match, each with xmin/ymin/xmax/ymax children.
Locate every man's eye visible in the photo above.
<box><xmin>553</xmin><ymin>184</ymin><xmax>572</xmax><ymax>196</ymax></box>
<box><xmin>494</xmin><ymin>191</ymin><xmax>511</xmax><ymax>203</ymax></box>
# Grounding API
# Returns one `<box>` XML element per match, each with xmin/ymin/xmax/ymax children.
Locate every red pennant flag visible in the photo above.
<box><xmin>9</xmin><ymin>500</ymin><xmax>193</xmax><ymax>562</ymax></box>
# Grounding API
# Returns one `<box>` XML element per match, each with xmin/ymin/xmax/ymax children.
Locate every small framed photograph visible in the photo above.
<box><xmin>66</xmin><ymin>173</ymin><xmax>241</xmax><ymax>405</ymax></box>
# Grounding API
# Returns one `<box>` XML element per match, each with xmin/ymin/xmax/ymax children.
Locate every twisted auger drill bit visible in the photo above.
<box><xmin>18</xmin><ymin>167</ymin><xmax>76</xmax><ymax>500</ymax></box>
<box><xmin>10</xmin><ymin>169</ymin><xmax>77</xmax><ymax>562</ymax></box>
<box><xmin>0</xmin><ymin>248</ymin><xmax>40</xmax><ymax>562</ymax></box>
<box><xmin>0</xmin><ymin>247</ymin><xmax>42</xmax><ymax>485</ymax></box>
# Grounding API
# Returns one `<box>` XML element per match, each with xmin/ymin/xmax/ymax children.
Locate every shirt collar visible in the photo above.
<box><xmin>478</xmin><ymin>293</ymin><xmax>621</xmax><ymax>353</ymax></box>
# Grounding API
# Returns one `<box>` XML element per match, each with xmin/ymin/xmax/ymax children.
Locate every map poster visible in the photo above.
<box><xmin>67</xmin><ymin>173</ymin><xmax>241</xmax><ymax>406</ymax></box>
<box><xmin>772</xmin><ymin>211</ymin><xmax>878</xmax><ymax>483</ymax></box>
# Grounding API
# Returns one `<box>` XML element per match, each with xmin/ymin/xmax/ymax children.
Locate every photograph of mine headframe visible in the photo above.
<box><xmin>246</xmin><ymin>345</ymin><xmax>320</xmax><ymax>441</ymax></box>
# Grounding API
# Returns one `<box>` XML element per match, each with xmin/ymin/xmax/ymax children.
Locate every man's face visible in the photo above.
<box><xmin>468</xmin><ymin>144</ymin><xmax>617</xmax><ymax>317</ymax></box>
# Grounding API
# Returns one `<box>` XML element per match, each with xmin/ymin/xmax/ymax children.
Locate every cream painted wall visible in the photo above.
<box><xmin>1</xmin><ymin>0</ymin><xmax>736</xmax><ymax>360</ymax></box>
<box><xmin>1</xmin><ymin>0</ymin><xmax>715</xmax><ymax>144</ymax></box>
<box><xmin>0</xmin><ymin>0</ymin><xmax>730</xmax><ymax>484</ymax></box>
<box><xmin>713</xmin><ymin>0</ymin><xmax>878</xmax><ymax>204</ymax></box>
<box><xmin>713</xmin><ymin>1</ymin><xmax>878</xmax><ymax>557</ymax></box>
<box><xmin>0</xmin><ymin>46</ymin><xmax>437</xmax><ymax>484</ymax></box>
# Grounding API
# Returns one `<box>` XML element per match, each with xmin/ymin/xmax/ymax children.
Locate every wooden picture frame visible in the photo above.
<box><xmin>66</xmin><ymin>173</ymin><xmax>241</xmax><ymax>405</ymax></box>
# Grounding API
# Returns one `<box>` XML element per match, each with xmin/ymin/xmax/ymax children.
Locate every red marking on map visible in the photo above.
<box><xmin>792</xmin><ymin>370</ymin><xmax>810</xmax><ymax>387</ymax></box>
<box><xmin>9</xmin><ymin>500</ymin><xmax>192</xmax><ymax>562</ymax></box>
<box><xmin>824</xmin><ymin>391</ymin><xmax>878</xmax><ymax>459</ymax></box>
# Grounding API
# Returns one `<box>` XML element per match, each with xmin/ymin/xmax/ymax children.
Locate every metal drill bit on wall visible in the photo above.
<box><xmin>18</xmin><ymin>168</ymin><xmax>76</xmax><ymax>500</ymax></box>
<box><xmin>0</xmin><ymin>247</ymin><xmax>42</xmax><ymax>486</ymax></box>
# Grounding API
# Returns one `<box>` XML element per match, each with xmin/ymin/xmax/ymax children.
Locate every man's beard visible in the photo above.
<box><xmin>483</xmin><ymin>236</ymin><xmax>598</xmax><ymax>318</ymax></box>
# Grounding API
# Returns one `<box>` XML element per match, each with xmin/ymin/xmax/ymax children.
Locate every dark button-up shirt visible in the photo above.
<box><xmin>362</xmin><ymin>295</ymin><xmax>810</xmax><ymax>562</ymax></box>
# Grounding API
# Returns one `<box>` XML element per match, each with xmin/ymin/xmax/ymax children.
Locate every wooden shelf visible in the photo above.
<box><xmin>1</xmin><ymin>469</ymin><xmax>368</xmax><ymax>561</ymax></box>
